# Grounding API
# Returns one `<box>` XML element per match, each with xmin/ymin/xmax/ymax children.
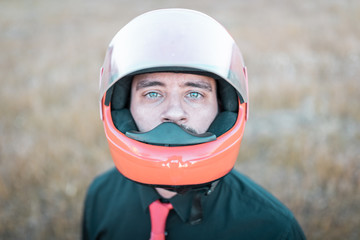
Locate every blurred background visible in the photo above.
<box><xmin>1</xmin><ymin>0</ymin><xmax>359</xmax><ymax>239</ymax></box>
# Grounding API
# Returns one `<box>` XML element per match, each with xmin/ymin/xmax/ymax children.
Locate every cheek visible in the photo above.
<box><xmin>130</xmin><ymin>104</ymin><xmax>161</xmax><ymax>132</ymax></box>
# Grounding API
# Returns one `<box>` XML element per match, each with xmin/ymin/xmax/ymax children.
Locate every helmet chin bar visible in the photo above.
<box><xmin>125</xmin><ymin>122</ymin><xmax>216</xmax><ymax>146</ymax></box>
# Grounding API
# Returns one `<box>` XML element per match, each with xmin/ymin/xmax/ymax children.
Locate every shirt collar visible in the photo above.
<box><xmin>137</xmin><ymin>183</ymin><xmax>196</xmax><ymax>223</ymax></box>
<box><xmin>137</xmin><ymin>183</ymin><xmax>159</xmax><ymax>212</ymax></box>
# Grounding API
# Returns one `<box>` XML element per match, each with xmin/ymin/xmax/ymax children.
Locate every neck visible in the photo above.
<box><xmin>155</xmin><ymin>187</ymin><xmax>177</xmax><ymax>199</ymax></box>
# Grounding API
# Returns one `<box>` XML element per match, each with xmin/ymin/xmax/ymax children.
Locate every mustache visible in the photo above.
<box><xmin>179</xmin><ymin>124</ymin><xmax>198</xmax><ymax>135</ymax></box>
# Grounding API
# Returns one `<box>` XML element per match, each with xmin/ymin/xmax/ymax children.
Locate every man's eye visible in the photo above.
<box><xmin>145</xmin><ymin>92</ymin><xmax>160</xmax><ymax>98</ymax></box>
<box><xmin>187</xmin><ymin>92</ymin><xmax>202</xmax><ymax>98</ymax></box>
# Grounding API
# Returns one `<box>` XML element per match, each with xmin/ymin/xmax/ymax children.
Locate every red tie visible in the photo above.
<box><xmin>149</xmin><ymin>199</ymin><xmax>173</xmax><ymax>240</ymax></box>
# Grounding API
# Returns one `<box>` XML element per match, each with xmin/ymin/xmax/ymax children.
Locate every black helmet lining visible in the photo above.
<box><xmin>106</xmin><ymin>72</ymin><xmax>239</xmax><ymax>137</ymax></box>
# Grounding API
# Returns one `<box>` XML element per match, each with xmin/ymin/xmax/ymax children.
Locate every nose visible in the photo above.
<box><xmin>161</xmin><ymin>95</ymin><xmax>188</xmax><ymax>125</ymax></box>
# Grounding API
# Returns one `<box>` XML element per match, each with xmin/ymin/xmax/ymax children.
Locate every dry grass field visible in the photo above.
<box><xmin>1</xmin><ymin>0</ymin><xmax>359</xmax><ymax>239</ymax></box>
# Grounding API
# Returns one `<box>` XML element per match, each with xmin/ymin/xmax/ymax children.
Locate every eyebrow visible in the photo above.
<box><xmin>134</xmin><ymin>79</ymin><xmax>213</xmax><ymax>92</ymax></box>
<box><xmin>184</xmin><ymin>81</ymin><xmax>213</xmax><ymax>92</ymax></box>
<box><xmin>135</xmin><ymin>80</ymin><xmax>165</xmax><ymax>90</ymax></box>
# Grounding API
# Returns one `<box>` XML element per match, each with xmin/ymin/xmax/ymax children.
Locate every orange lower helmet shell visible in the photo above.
<box><xmin>102</xmin><ymin>97</ymin><xmax>247</xmax><ymax>186</ymax></box>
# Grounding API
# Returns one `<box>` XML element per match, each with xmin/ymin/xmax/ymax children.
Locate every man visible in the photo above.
<box><xmin>82</xmin><ymin>9</ymin><xmax>306</xmax><ymax>240</ymax></box>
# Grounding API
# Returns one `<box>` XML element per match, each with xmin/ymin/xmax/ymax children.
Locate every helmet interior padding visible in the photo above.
<box><xmin>107</xmin><ymin>74</ymin><xmax>238</xmax><ymax>138</ymax></box>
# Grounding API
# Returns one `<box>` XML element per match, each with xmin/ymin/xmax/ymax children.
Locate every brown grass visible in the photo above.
<box><xmin>1</xmin><ymin>0</ymin><xmax>359</xmax><ymax>239</ymax></box>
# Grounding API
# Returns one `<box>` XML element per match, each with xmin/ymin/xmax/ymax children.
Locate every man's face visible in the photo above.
<box><xmin>130</xmin><ymin>72</ymin><xmax>218</xmax><ymax>134</ymax></box>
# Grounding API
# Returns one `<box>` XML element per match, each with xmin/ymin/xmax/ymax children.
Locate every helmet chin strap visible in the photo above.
<box><xmin>155</xmin><ymin>180</ymin><xmax>220</xmax><ymax>195</ymax></box>
<box><xmin>155</xmin><ymin>180</ymin><xmax>220</xmax><ymax>225</ymax></box>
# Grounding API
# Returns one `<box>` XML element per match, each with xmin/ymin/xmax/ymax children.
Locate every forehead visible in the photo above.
<box><xmin>132</xmin><ymin>72</ymin><xmax>216</xmax><ymax>90</ymax></box>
